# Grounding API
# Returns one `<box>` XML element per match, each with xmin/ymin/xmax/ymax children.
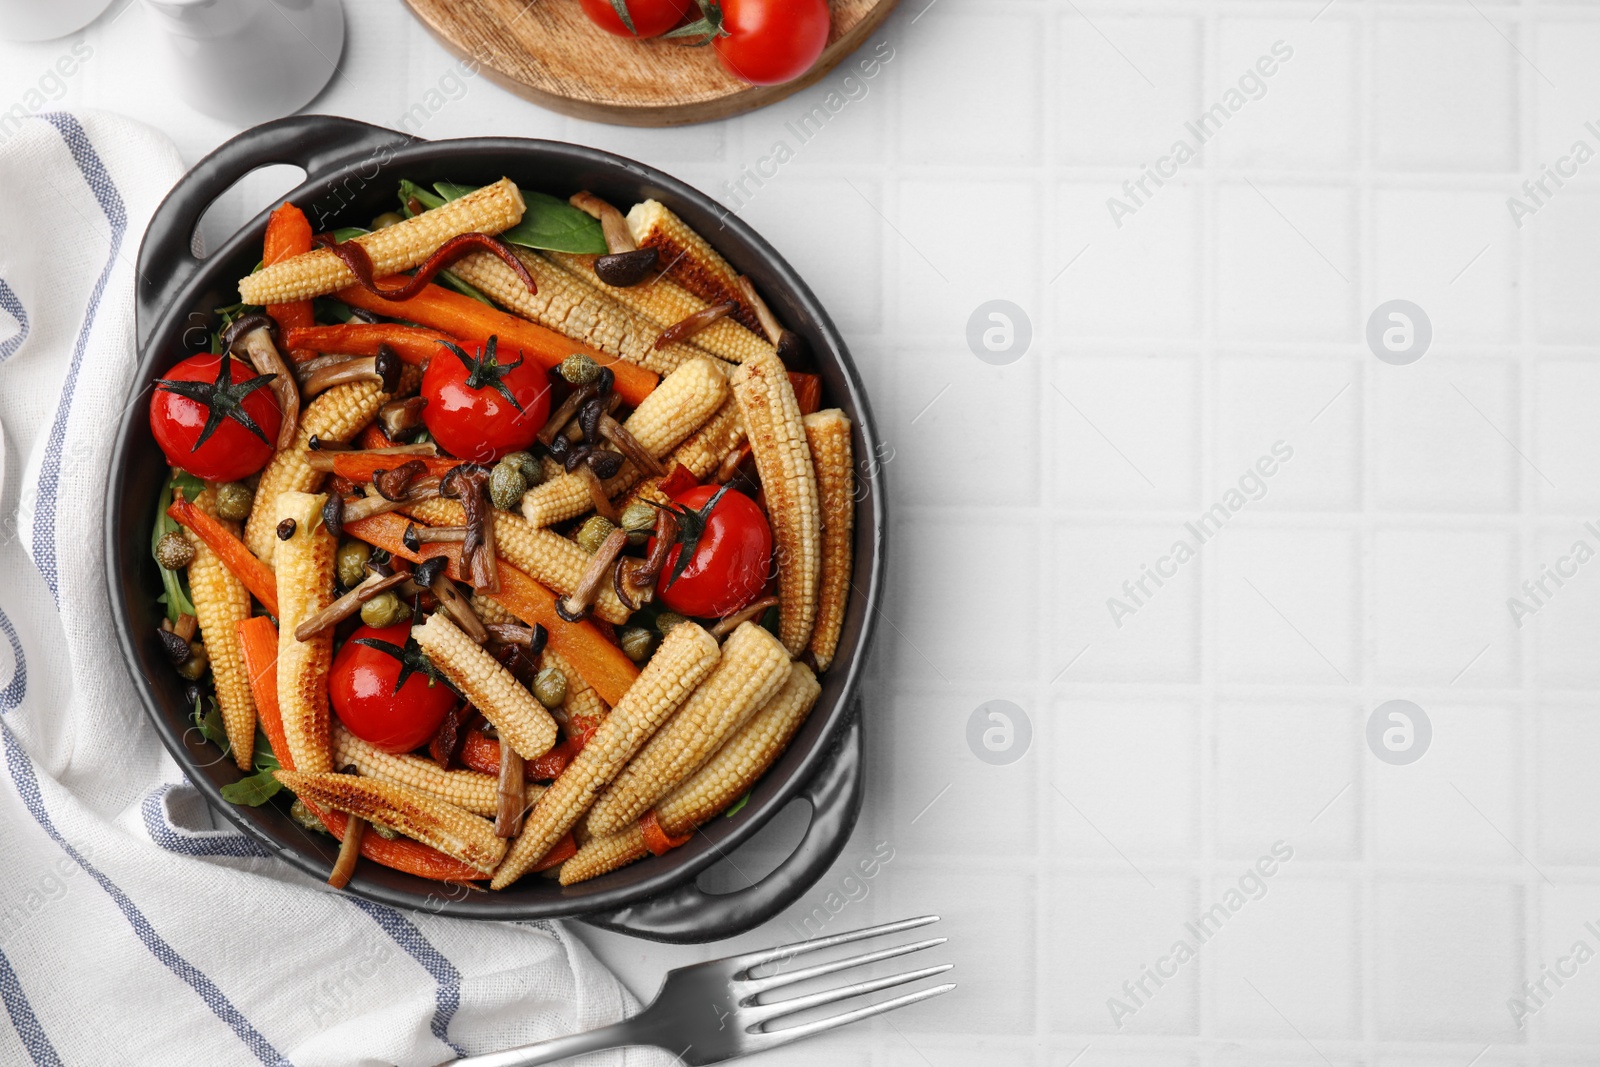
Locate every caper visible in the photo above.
<box><xmin>575</xmin><ymin>515</ymin><xmax>617</xmax><ymax>554</ymax></box>
<box><xmin>372</xmin><ymin>211</ymin><xmax>406</xmax><ymax>230</ymax></box>
<box><xmin>489</xmin><ymin>461</ymin><xmax>528</xmax><ymax>510</ymax></box>
<box><xmin>176</xmin><ymin>640</ymin><xmax>210</xmax><ymax>681</ymax></box>
<box><xmin>289</xmin><ymin>798</ymin><xmax>328</xmax><ymax>833</ymax></box>
<box><xmin>533</xmin><ymin>666</ymin><xmax>567</xmax><ymax>708</ymax></box>
<box><xmin>360</xmin><ymin>591</ymin><xmax>409</xmax><ymax>628</ymax></box>
<box><xmin>617</xmin><ymin>625</ymin><xmax>655</xmax><ymax>664</ymax></box>
<box><xmin>558</xmin><ymin>353</ymin><xmax>600</xmax><ymax>385</ymax></box>
<box><xmin>655</xmin><ymin>611</ymin><xmax>688</xmax><ymax>637</ymax></box>
<box><xmin>155</xmin><ymin>529</ymin><xmax>195</xmax><ymax>570</ymax></box>
<box><xmin>619</xmin><ymin>501</ymin><xmax>656</xmax><ymax>545</ymax></box>
<box><xmin>214</xmin><ymin>481</ymin><xmax>254</xmax><ymax>522</ymax></box>
<box><xmin>502</xmin><ymin>450</ymin><xmax>543</xmax><ymax>487</ymax></box>
<box><xmin>336</xmin><ymin>539</ymin><xmax>371</xmax><ymax>589</ymax></box>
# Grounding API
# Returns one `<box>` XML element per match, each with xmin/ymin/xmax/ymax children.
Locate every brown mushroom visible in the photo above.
<box><xmin>293</xmin><ymin>570</ymin><xmax>411</xmax><ymax>641</ymax></box>
<box><xmin>301</xmin><ymin>349</ymin><xmax>400</xmax><ymax>399</ymax></box>
<box><xmin>710</xmin><ymin>596</ymin><xmax>781</xmax><ymax>639</ymax></box>
<box><xmin>372</xmin><ymin>459</ymin><xmax>429</xmax><ymax>502</ymax></box>
<box><xmin>537</xmin><ymin>382</ymin><xmax>599</xmax><ymax>447</ymax></box>
<box><xmin>614</xmin><ymin>506</ymin><xmax>679</xmax><ymax>609</ymax></box>
<box><xmin>416</xmin><ymin>556</ymin><xmax>488</xmax><ymax>643</ymax></box>
<box><xmin>572</xmin><ymin>463</ymin><xmax>620</xmax><ymax>524</ymax></box>
<box><xmin>223</xmin><ymin>314</ymin><xmax>299</xmax><ymax>450</ymax></box>
<box><xmin>655</xmin><ymin>301</ymin><xmax>736</xmax><ymax>351</ymax></box>
<box><xmin>441</xmin><ymin>465</ymin><xmax>498</xmax><ymax>594</ymax></box>
<box><xmin>570</xmin><ymin>191</ymin><xmax>660</xmax><ymax>287</ymax></box>
<box><xmin>378</xmin><ymin>396</ymin><xmax>428</xmax><ymax>440</ymax></box>
<box><xmin>598</xmin><ymin>414</ymin><xmax>664</xmax><ymax>478</ymax></box>
<box><xmin>341</xmin><ymin>476</ymin><xmax>442</xmax><ymax>522</ymax></box>
<box><xmin>556</xmin><ymin>528</ymin><xmax>628</xmax><ymax>622</ymax></box>
<box><xmin>494</xmin><ymin>742</ymin><xmax>526</xmax><ymax>839</ymax></box>
<box><xmin>402</xmin><ymin>523</ymin><xmax>468</xmax><ymax>553</ymax></box>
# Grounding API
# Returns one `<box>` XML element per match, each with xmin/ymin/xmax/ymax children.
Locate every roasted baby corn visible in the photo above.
<box><xmin>244</xmin><ymin>381</ymin><xmax>388</xmax><ymax>565</ymax></box>
<box><xmin>332</xmin><ymin>722</ymin><xmax>513</xmax><ymax>817</ymax></box>
<box><xmin>470</xmin><ymin>594</ymin><xmax>612</xmax><ymax>726</ymax></box>
<box><xmin>547</xmin><ymin>250</ymin><xmax>775</xmax><ymax>365</ymax></box>
<box><xmin>732</xmin><ymin>350</ymin><xmax>821</xmax><ymax>654</ymax></box>
<box><xmin>490</xmin><ymin>621</ymin><xmax>720</xmax><ymax>889</ymax></box>
<box><xmin>559</xmin><ymin>661</ymin><xmax>820</xmax><ymax>885</ymax></box>
<box><xmin>625</xmin><ymin>200</ymin><xmax>762</xmax><ymax>335</ymax></box>
<box><xmin>803</xmin><ymin>409</ymin><xmax>855</xmax><ymax>672</ymax></box>
<box><xmin>407</xmin><ymin>499</ymin><xmax>631</xmax><ymax>624</ymax></box>
<box><xmin>237</xmin><ymin>179</ymin><xmax>525</xmax><ymax>305</ymax></box>
<box><xmin>520</xmin><ymin>358</ymin><xmax>728</xmax><ymax>528</ymax></box>
<box><xmin>186</xmin><ymin>487</ymin><xmax>256</xmax><ymax>770</ymax></box>
<box><xmin>586</xmin><ymin>622</ymin><xmax>790</xmax><ymax>836</ymax></box>
<box><xmin>448</xmin><ymin>249</ymin><xmax>716</xmax><ymax>377</ymax></box>
<box><xmin>274</xmin><ymin>770</ymin><xmax>507</xmax><ymax>875</ymax></box>
<box><xmin>274</xmin><ymin>491</ymin><xmax>337</xmax><ymax>774</ymax></box>
<box><xmin>412</xmin><ymin>613</ymin><xmax>557</xmax><ymax>760</ymax></box>
<box><xmin>618</xmin><ymin>397</ymin><xmax>746</xmax><ymax>512</ymax></box>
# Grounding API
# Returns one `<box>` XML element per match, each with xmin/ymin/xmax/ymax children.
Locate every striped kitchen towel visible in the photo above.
<box><xmin>0</xmin><ymin>110</ymin><xmax>674</xmax><ymax>1067</ymax></box>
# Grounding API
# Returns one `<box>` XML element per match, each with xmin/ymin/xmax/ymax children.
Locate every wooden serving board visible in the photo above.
<box><xmin>402</xmin><ymin>0</ymin><xmax>901</xmax><ymax>127</ymax></box>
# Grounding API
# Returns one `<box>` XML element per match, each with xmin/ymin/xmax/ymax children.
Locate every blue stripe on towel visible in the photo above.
<box><xmin>350</xmin><ymin>898</ymin><xmax>467</xmax><ymax>1058</ymax></box>
<box><xmin>0</xmin><ymin>946</ymin><xmax>62</xmax><ymax>1067</ymax></box>
<box><xmin>0</xmin><ymin>278</ymin><xmax>27</xmax><ymax>364</ymax></box>
<box><xmin>141</xmin><ymin>785</ymin><xmax>273</xmax><ymax>859</ymax></box>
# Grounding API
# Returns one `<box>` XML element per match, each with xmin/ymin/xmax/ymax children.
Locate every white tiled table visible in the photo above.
<box><xmin>7</xmin><ymin>0</ymin><xmax>1600</xmax><ymax>1062</ymax></box>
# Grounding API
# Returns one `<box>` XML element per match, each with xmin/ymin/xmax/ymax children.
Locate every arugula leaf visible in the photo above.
<box><xmin>192</xmin><ymin>693</ymin><xmax>230</xmax><ymax>753</ymax></box>
<box><xmin>152</xmin><ymin>477</ymin><xmax>198</xmax><ymax>622</ymax></box>
<box><xmin>399</xmin><ymin>179</ymin><xmax>446</xmax><ymax>216</ymax></box>
<box><xmin>326</xmin><ymin>226</ymin><xmax>370</xmax><ymax>243</ymax></box>
<box><xmin>221</xmin><ymin>770</ymin><xmax>282</xmax><ymax>806</ymax></box>
<box><xmin>433</xmin><ymin>181</ymin><xmax>607</xmax><ymax>254</ymax></box>
<box><xmin>251</xmin><ymin>726</ymin><xmax>280</xmax><ymax>773</ymax></box>
<box><xmin>724</xmin><ymin>791</ymin><xmax>751</xmax><ymax>818</ymax></box>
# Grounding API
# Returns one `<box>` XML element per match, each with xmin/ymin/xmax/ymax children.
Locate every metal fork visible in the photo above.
<box><xmin>442</xmin><ymin>915</ymin><xmax>954</xmax><ymax>1066</ymax></box>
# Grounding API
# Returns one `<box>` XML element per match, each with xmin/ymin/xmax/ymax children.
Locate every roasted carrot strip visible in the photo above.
<box><xmin>237</xmin><ymin>615</ymin><xmax>487</xmax><ymax>882</ymax></box>
<box><xmin>342</xmin><ymin>511</ymin><xmax>639</xmax><ymax>706</ymax></box>
<box><xmin>334</xmin><ymin>281</ymin><xmax>659</xmax><ymax>407</ymax></box>
<box><xmin>169</xmin><ymin>490</ymin><xmax>279</xmax><ymax>618</ymax></box>
<box><xmin>357</xmin><ymin>423</ymin><xmax>398</xmax><ymax>451</ymax></box>
<box><xmin>532</xmin><ymin>833</ymin><xmax>577</xmax><ymax>873</ymax></box>
<box><xmin>283</xmin><ymin>323</ymin><xmax>458</xmax><ymax>368</ymax></box>
<box><xmin>460</xmin><ymin>726</ymin><xmax>590</xmax><ymax>781</ymax></box>
<box><xmin>329</xmin><ymin>453</ymin><xmax>460</xmax><ymax>482</ymax></box>
<box><xmin>788</xmin><ymin>372</ymin><xmax>822</xmax><ymax>417</ymax></box>
<box><xmin>263</xmin><ymin>204</ymin><xmax>315</xmax><ymax>359</ymax></box>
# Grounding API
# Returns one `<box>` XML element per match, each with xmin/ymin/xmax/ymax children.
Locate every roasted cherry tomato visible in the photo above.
<box><xmin>330</xmin><ymin>623</ymin><xmax>457</xmax><ymax>754</ymax></box>
<box><xmin>149</xmin><ymin>352</ymin><xmax>282</xmax><ymax>482</ymax></box>
<box><xmin>650</xmin><ymin>484</ymin><xmax>773</xmax><ymax>618</ymax></box>
<box><xmin>711</xmin><ymin>0</ymin><xmax>830</xmax><ymax>86</ymax></box>
<box><xmin>421</xmin><ymin>336</ymin><xmax>550</xmax><ymax>463</ymax></box>
<box><xmin>580</xmin><ymin>0</ymin><xmax>695</xmax><ymax>37</ymax></box>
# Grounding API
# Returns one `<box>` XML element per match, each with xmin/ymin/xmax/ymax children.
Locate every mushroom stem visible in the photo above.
<box><xmin>569</xmin><ymin>192</ymin><xmax>637</xmax><ymax>253</ymax></box>
<box><xmin>485</xmin><ymin>622</ymin><xmax>541</xmax><ymax>648</ymax></box>
<box><xmin>301</xmin><ymin>350</ymin><xmax>400</xmax><ymax>398</ymax></box>
<box><xmin>655</xmin><ymin>302</ymin><xmax>736</xmax><ymax>351</ymax></box>
<box><xmin>293</xmin><ymin>570</ymin><xmax>411</xmax><ymax>641</ymax></box>
<box><xmin>403</xmin><ymin>523</ymin><xmax>468</xmax><ymax>551</ymax></box>
<box><xmin>378</xmin><ymin>396</ymin><xmax>428</xmax><ymax>440</ymax></box>
<box><xmin>556</xmin><ymin>528</ymin><xmax>628</xmax><ymax>622</ymax></box>
<box><xmin>427</xmin><ymin>569</ymin><xmax>489</xmax><ymax>644</ymax></box>
<box><xmin>598</xmin><ymin>414</ymin><xmax>665</xmax><ymax>478</ymax></box>
<box><xmin>224</xmin><ymin>315</ymin><xmax>300</xmax><ymax>451</ymax></box>
<box><xmin>572</xmin><ymin>463</ymin><xmax>620</xmax><ymax>524</ymax></box>
<box><xmin>494</xmin><ymin>742</ymin><xmax>526</xmax><ymax>839</ymax></box>
<box><xmin>710</xmin><ymin>595</ymin><xmax>781</xmax><ymax>639</ymax></box>
<box><xmin>738</xmin><ymin>276</ymin><xmax>785</xmax><ymax>347</ymax></box>
<box><xmin>340</xmin><ymin>477</ymin><xmax>441</xmax><ymax>522</ymax></box>
<box><xmin>295</xmin><ymin>353</ymin><xmax>356</xmax><ymax>386</ymax></box>
<box><xmin>372</xmin><ymin>459</ymin><xmax>429</xmax><ymax>501</ymax></box>
<box><xmin>441</xmin><ymin>466</ymin><xmax>499</xmax><ymax>594</ymax></box>
<box><xmin>327</xmin><ymin>815</ymin><xmax>366</xmax><ymax>889</ymax></box>
<box><xmin>305</xmin><ymin>442</ymin><xmax>437</xmax><ymax>473</ymax></box>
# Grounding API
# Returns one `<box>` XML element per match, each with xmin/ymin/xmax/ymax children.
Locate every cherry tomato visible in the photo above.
<box><xmin>149</xmin><ymin>353</ymin><xmax>281</xmax><ymax>482</ymax></box>
<box><xmin>580</xmin><ymin>0</ymin><xmax>695</xmax><ymax>37</ymax></box>
<box><xmin>330</xmin><ymin>623</ymin><xmax>457</xmax><ymax>754</ymax></box>
<box><xmin>651</xmin><ymin>484</ymin><xmax>773</xmax><ymax>618</ymax></box>
<box><xmin>421</xmin><ymin>337</ymin><xmax>551</xmax><ymax>463</ymax></box>
<box><xmin>712</xmin><ymin>0</ymin><xmax>831</xmax><ymax>86</ymax></box>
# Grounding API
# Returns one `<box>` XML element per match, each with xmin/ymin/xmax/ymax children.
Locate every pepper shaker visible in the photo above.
<box><xmin>139</xmin><ymin>0</ymin><xmax>346</xmax><ymax>125</ymax></box>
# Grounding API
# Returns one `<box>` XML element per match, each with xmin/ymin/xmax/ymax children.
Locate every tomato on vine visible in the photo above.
<box><xmin>668</xmin><ymin>0</ymin><xmax>831</xmax><ymax>86</ymax></box>
<box><xmin>649</xmin><ymin>484</ymin><xmax>773</xmax><ymax>618</ymax></box>
<box><xmin>580</xmin><ymin>0</ymin><xmax>696</xmax><ymax>37</ymax></box>
<box><xmin>421</xmin><ymin>335</ymin><xmax>551</xmax><ymax>463</ymax></box>
<box><xmin>330</xmin><ymin>623</ymin><xmax>458</xmax><ymax>753</ymax></box>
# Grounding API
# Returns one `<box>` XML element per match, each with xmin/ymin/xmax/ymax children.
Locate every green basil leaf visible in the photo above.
<box><xmin>221</xmin><ymin>770</ymin><xmax>282</xmax><ymax>806</ymax></box>
<box><xmin>433</xmin><ymin>181</ymin><xmax>607</xmax><ymax>254</ymax></box>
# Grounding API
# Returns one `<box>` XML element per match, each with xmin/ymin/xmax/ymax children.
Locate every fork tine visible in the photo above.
<box><xmin>745</xmin><ymin>963</ymin><xmax>953</xmax><ymax>1026</ymax></box>
<box><xmin>741</xmin><ymin>937</ymin><xmax>948</xmax><ymax>995</ymax></box>
<box><xmin>733</xmin><ymin>914</ymin><xmax>941</xmax><ymax>971</ymax></box>
<box><xmin>747</xmin><ymin>981</ymin><xmax>957</xmax><ymax>1050</ymax></box>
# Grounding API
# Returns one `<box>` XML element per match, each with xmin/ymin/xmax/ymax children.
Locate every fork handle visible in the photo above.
<box><xmin>435</xmin><ymin>1019</ymin><xmax>643</xmax><ymax>1066</ymax></box>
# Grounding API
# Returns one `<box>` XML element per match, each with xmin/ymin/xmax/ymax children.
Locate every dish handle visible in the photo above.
<box><xmin>136</xmin><ymin>114</ymin><xmax>412</xmax><ymax>352</ymax></box>
<box><xmin>580</xmin><ymin>711</ymin><xmax>864</xmax><ymax>945</ymax></box>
